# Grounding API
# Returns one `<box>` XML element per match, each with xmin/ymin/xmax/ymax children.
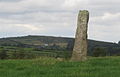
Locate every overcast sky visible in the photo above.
<box><xmin>0</xmin><ymin>0</ymin><xmax>120</xmax><ymax>42</ymax></box>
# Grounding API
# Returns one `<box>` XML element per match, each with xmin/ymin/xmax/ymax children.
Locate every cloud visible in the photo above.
<box><xmin>0</xmin><ymin>23</ymin><xmax>44</xmax><ymax>32</ymax></box>
<box><xmin>91</xmin><ymin>12</ymin><xmax>120</xmax><ymax>26</ymax></box>
<box><xmin>63</xmin><ymin>0</ymin><xmax>88</xmax><ymax>8</ymax></box>
<box><xmin>0</xmin><ymin>0</ymin><xmax>63</xmax><ymax>13</ymax></box>
<box><xmin>0</xmin><ymin>0</ymin><xmax>120</xmax><ymax>42</ymax></box>
<box><xmin>89</xmin><ymin>12</ymin><xmax>120</xmax><ymax>42</ymax></box>
<box><xmin>88</xmin><ymin>24</ymin><xmax>120</xmax><ymax>42</ymax></box>
<box><xmin>0</xmin><ymin>23</ymin><xmax>45</xmax><ymax>38</ymax></box>
<box><xmin>102</xmin><ymin>13</ymin><xmax>120</xmax><ymax>21</ymax></box>
<box><xmin>15</xmin><ymin>24</ymin><xmax>42</xmax><ymax>31</ymax></box>
<box><xmin>0</xmin><ymin>0</ymin><xmax>22</xmax><ymax>2</ymax></box>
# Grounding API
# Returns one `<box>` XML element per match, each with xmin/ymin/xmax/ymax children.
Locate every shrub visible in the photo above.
<box><xmin>0</xmin><ymin>49</ymin><xmax>8</xmax><ymax>59</ymax></box>
<box><xmin>93</xmin><ymin>47</ymin><xmax>108</xmax><ymax>57</ymax></box>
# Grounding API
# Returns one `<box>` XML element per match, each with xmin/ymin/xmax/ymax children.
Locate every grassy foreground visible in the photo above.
<box><xmin>0</xmin><ymin>57</ymin><xmax>120</xmax><ymax>77</ymax></box>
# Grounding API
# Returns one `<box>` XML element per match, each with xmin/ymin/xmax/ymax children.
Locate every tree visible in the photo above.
<box><xmin>93</xmin><ymin>47</ymin><xmax>108</xmax><ymax>57</ymax></box>
<box><xmin>66</xmin><ymin>40</ymin><xmax>74</xmax><ymax>51</ymax></box>
<box><xmin>0</xmin><ymin>49</ymin><xmax>8</xmax><ymax>59</ymax></box>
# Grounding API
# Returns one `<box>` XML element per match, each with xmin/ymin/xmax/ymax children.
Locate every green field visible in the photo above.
<box><xmin>0</xmin><ymin>46</ymin><xmax>71</xmax><ymax>59</ymax></box>
<box><xmin>0</xmin><ymin>57</ymin><xmax>120</xmax><ymax>77</ymax></box>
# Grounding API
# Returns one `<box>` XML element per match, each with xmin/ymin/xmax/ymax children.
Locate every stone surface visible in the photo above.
<box><xmin>71</xmin><ymin>10</ymin><xmax>89</xmax><ymax>61</ymax></box>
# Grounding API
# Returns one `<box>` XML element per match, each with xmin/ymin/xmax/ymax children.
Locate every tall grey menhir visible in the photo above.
<box><xmin>71</xmin><ymin>10</ymin><xmax>89</xmax><ymax>61</ymax></box>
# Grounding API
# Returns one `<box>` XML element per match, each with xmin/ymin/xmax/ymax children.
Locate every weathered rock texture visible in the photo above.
<box><xmin>71</xmin><ymin>10</ymin><xmax>89</xmax><ymax>61</ymax></box>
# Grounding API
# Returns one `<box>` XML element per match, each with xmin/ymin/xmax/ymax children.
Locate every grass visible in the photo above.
<box><xmin>0</xmin><ymin>56</ymin><xmax>120</xmax><ymax>77</ymax></box>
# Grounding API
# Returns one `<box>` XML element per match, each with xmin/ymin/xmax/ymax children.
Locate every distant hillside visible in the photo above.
<box><xmin>0</xmin><ymin>35</ymin><xmax>120</xmax><ymax>56</ymax></box>
<box><xmin>0</xmin><ymin>35</ymin><xmax>73</xmax><ymax>48</ymax></box>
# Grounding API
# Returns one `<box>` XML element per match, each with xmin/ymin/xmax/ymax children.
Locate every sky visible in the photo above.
<box><xmin>0</xmin><ymin>0</ymin><xmax>120</xmax><ymax>42</ymax></box>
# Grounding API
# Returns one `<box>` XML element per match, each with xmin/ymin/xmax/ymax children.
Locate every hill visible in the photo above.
<box><xmin>0</xmin><ymin>35</ymin><xmax>120</xmax><ymax>56</ymax></box>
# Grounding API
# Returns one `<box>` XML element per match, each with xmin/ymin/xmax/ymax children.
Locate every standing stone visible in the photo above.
<box><xmin>71</xmin><ymin>10</ymin><xmax>89</xmax><ymax>61</ymax></box>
